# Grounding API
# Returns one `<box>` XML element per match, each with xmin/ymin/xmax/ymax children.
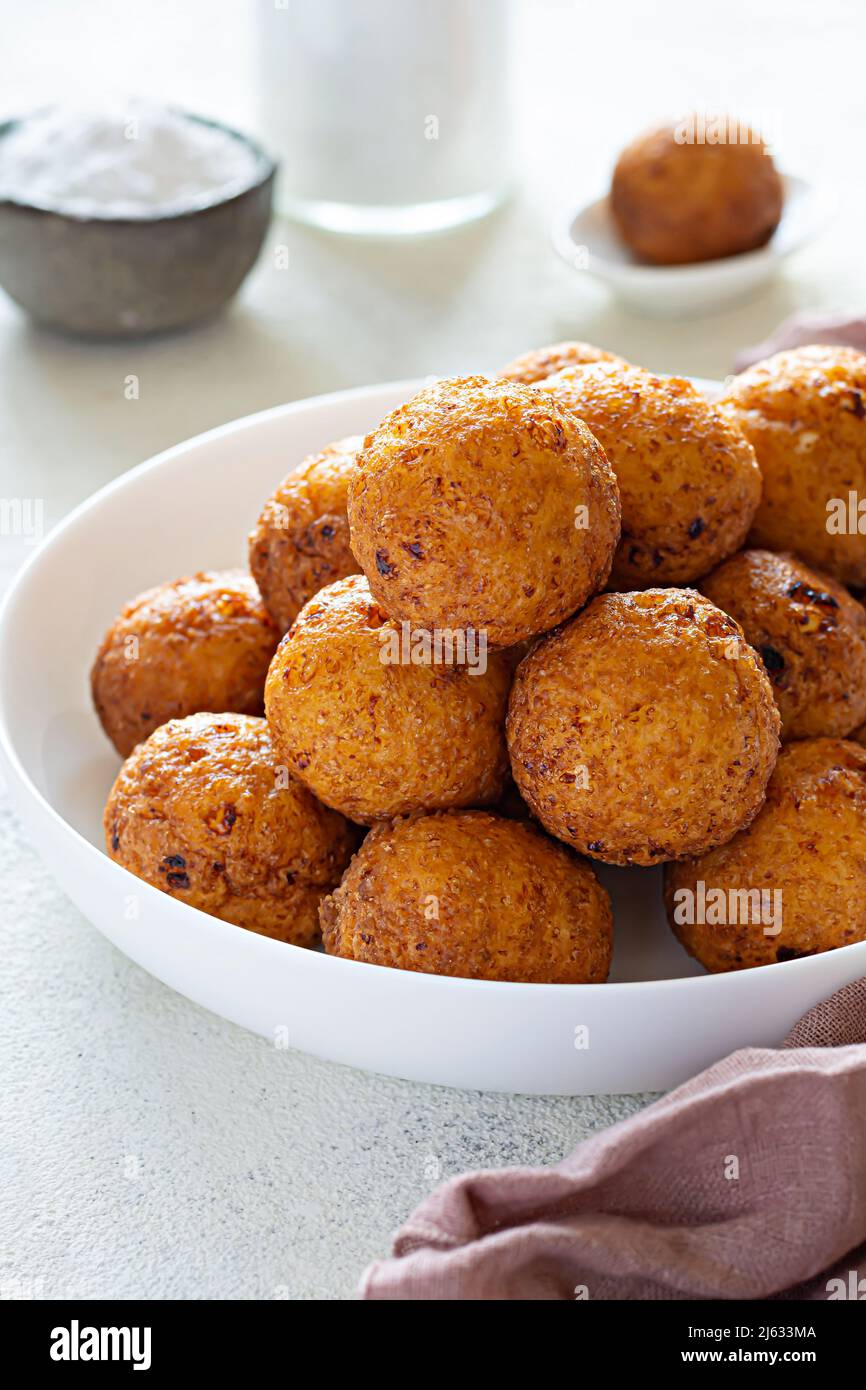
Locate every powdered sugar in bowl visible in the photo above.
<box><xmin>0</xmin><ymin>103</ymin><xmax>276</xmax><ymax>337</ymax></box>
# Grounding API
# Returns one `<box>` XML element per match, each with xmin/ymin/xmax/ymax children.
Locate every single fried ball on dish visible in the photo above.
<box><xmin>507</xmin><ymin>588</ymin><xmax>781</xmax><ymax>866</ymax></box>
<box><xmin>664</xmin><ymin>738</ymin><xmax>866</xmax><ymax>971</ymax></box>
<box><xmin>248</xmin><ymin>435</ymin><xmax>363</xmax><ymax>633</ymax></box>
<box><xmin>347</xmin><ymin>376</ymin><xmax>621</xmax><ymax>647</ymax></box>
<box><xmin>104</xmin><ymin>713</ymin><xmax>357</xmax><ymax>945</ymax></box>
<box><xmin>265</xmin><ymin>573</ymin><xmax>512</xmax><ymax>824</ymax></box>
<box><xmin>92</xmin><ymin>571</ymin><xmax>280</xmax><ymax>757</ymax></box>
<box><xmin>610</xmin><ymin>117</ymin><xmax>783</xmax><ymax>265</ymax></box>
<box><xmin>498</xmin><ymin>340</ymin><xmax>628</xmax><ymax>385</ymax></box>
<box><xmin>700</xmin><ymin>549</ymin><xmax>866</xmax><ymax>741</ymax></box>
<box><xmin>541</xmin><ymin>364</ymin><xmax>761</xmax><ymax>588</ymax></box>
<box><xmin>718</xmin><ymin>346</ymin><xmax>866</xmax><ymax>587</ymax></box>
<box><xmin>320</xmin><ymin>810</ymin><xmax>612</xmax><ymax>983</ymax></box>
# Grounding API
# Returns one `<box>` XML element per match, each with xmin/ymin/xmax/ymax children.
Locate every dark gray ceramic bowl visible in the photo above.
<box><xmin>0</xmin><ymin>112</ymin><xmax>276</xmax><ymax>338</ymax></box>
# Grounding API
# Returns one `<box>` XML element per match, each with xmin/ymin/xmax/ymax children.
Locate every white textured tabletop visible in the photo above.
<box><xmin>2</xmin><ymin>0</ymin><xmax>864</xmax><ymax>1300</ymax></box>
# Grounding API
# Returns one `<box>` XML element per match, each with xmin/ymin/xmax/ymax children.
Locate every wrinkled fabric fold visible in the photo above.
<box><xmin>733</xmin><ymin>312</ymin><xmax>866</xmax><ymax>372</ymax></box>
<box><xmin>360</xmin><ymin>979</ymin><xmax>866</xmax><ymax>1301</ymax></box>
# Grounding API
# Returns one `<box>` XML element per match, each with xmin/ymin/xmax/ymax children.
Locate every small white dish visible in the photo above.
<box><xmin>553</xmin><ymin>174</ymin><xmax>827</xmax><ymax>318</ymax></box>
<box><xmin>1</xmin><ymin>379</ymin><xmax>864</xmax><ymax>1097</ymax></box>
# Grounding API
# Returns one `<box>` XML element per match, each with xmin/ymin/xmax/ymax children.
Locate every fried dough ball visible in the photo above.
<box><xmin>610</xmin><ymin>117</ymin><xmax>783</xmax><ymax>265</ymax></box>
<box><xmin>664</xmin><ymin>738</ymin><xmax>866</xmax><ymax>971</ymax></box>
<box><xmin>718</xmin><ymin>346</ymin><xmax>866</xmax><ymax>587</ymax></box>
<box><xmin>104</xmin><ymin>713</ymin><xmax>357</xmax><ymax>945</ymax></box>
<box><xmin>91</xmin><ymin>571</ymin><xmax>280</xmax><ymax>757</ymax></box>
<box><xmin>507</xmin><ymin>588</ymin><xmax>780</xmax><ymax>866</ymax></box>
<box><xmin>541</xmin><ymin>364</ymin><xmax>761</xmax><ymax>588</ymax></box>
<box><xmin>498</xmin><ymin>340</ymin><xmax>628</xmax><ymax>385</ymax></box>
<box><xmin>248</xmin><ymin>435</ymin><xmax>363</xmax><ymax>633</ymax></box>
<box><xmin>347</xmin><ymin>376</ymin><xmax>621</xmax><ymax>647</ymax></box>
<box><xmin>700</xmin><ymin>549</ymin><xmax>866</xmax><ymax>741</ymax></box>
<box><xmin>264</xmin><ymin>573</ymin><xmax>512</xmax><ymax>824</ymax></box>
<box><xmin>320</xmin><ymin>810</ymin><xmax>613</xmax><ymax>983</ymax></box>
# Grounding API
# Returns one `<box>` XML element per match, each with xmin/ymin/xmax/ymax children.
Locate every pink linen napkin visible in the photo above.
<box><xmin>360</xmin><ymin>978</ymin><xmax>866</xmax><ymax>1301</ymax></box>
<box><xmin>733</xmin><ymin>312</ymin><xmax>866</xmax><ymax>372</ymax></box>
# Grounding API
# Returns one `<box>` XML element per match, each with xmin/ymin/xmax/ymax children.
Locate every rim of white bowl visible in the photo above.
<box><xmin>552</xmin><ymin>173</ymin><xmax>831</xmax><ymax>285</ymax></box>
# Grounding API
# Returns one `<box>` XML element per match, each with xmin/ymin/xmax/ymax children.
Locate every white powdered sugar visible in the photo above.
<box><xmin>0</xmin><ymin>102</ymin><xmax>262</xmax><ymax>218</ymax></box>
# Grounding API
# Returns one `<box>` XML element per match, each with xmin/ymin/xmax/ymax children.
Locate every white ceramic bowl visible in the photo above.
<box><xmin>1</xmin><ymin>379</ymin><xmax>864</xmax><ymax>1097</ymax></box>
<box><xmin>553</xmin><ymin>174</ymin><xmax>827</xmax><ymax>318</ymax></box>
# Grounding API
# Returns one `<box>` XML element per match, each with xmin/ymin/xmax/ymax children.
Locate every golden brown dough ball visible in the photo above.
<box><xmin>320</xmin><ymin>810</ymin><xmax>612</xmax><ymax>983</ymax></box>
<box><xmin>507</xmin><ymin>588</ymin><xmax>780</xmax><ymax>866</ymax></box>
<box><xmin>700</xmin><ymin>549</ymin><xmax>866</xmax><ymax>741</ymax></box>
<box><xmin>541</xmin><ymin>364</ymin><xmax>761</xmax><ymax>589</ymax></box>
<box><xmin>104</xmin><ymin>713</ymin><xmax>357</xmax><ymax>945</ymax></box>
<box><xmin>91</xmin><ymin>571</ymin><xmax>280</xmax><ymax>757</ymax></box>
<box><xmin>664</xmin><ymin>738</ymin><xmax>866</xmax><ymax>971</ymax></box>
<box><xmin>346</xmin><ymin>376</ymin><xmax>621</xmax><ymax>647</ymax></box>
<box><xmin>498</xmin><ymin>340</ymin><xmax>627</xmax><ymax>385</ymax></box>
<box><xmin>248</xmin><ymin>435</ymin><xmax>363</xmax><ymax>633</ymax></box>
<box><xmin>610</xmin><ymin>117</ymin><xmax>783</xmax><ymax>265</ymax></box>
<box><xmin>718</xmin><ymin>346</ymin><xmax>866</xmax><ymax>587</ymax></box>
<box><xmin>264</xmin><ymin>573</ymin><xmax>512</xmax><ymax>824</ymax></box>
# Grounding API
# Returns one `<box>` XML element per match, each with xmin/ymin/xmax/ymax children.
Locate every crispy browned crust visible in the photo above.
<box><xmin>507</xmin><ymin>588</ymin><xmax>781</xmax><ymax>866</ymax></box>
<box><xmin>542</xmin><ymin>364</ymin><xmax>762</xmax><ymax>588</ymax></box>
<box><xmin>700</xmin><ymin>549</ymin><xmax>866</xmax><ymax>741</ymax></box>
<box><xmin>611</xmin><ymin>120</ymin><xmax>783</xmax><ymax>265</ymax></box>
<box><xmin>664</xmin><ymin>738</ymin><xmax>866</xmax><ymax>971</ymax></box>
<box><xmin>91</xmin><ymin>571</ymin><xmax>280</xmax><ymax>757</ymax></box>
<box><xmin>718</xmin><ymin>346</ymin><xmax>866</xmax><ymax>587</ymax></box>
<box><xmin>248</xmin><ymin>435</ymin><xmax>363</xmax><ymax>633</ymax></box>
<box><xmin>104</xmin><ymin>712</ymin><xmax>358</xmax><ymax>945</ymax></box>
<box><xmin>346</xmin><ymin>376</ymin><xmax>621</xmax><ymax>647</ymax></box>
<box><xmin>498</xmin><ymin>341</ymin><xmax>627</xmax><ymax>385</ymax></box>
<box><xmin>320</xmin><ymin>809</ymin><xmax>613</xmax><ymax>983</ymax></box>
<box><xmin>265</xmin><ymin>573</ymin><xmax>512</xmax><ymax>824</ymax></box>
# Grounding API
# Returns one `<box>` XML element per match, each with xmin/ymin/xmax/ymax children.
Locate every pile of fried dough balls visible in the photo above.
<box><xmin>98</xmin><ymin>343</ymin><xmax>866</xmax><ymax>985</ymax></box>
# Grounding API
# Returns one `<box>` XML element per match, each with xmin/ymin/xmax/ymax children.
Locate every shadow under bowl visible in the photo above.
<box><xmin>0</xmin><ymin>112</ymin><xmax>276</xmax><ymax>338</ymax></box>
